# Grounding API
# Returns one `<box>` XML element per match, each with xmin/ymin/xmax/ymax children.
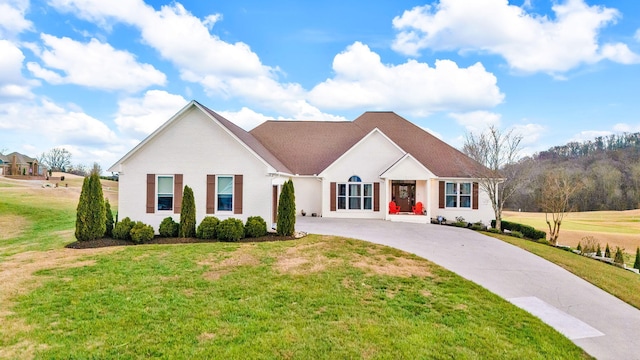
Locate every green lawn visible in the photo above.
<box><xmin>0</xmin><ymin>188</ymin><xmax>591</xmax><ymax>359</ymax></box>
<box><xmin>487</xmin><ymin>233</ymin><xmax>640</xmax><ymax>310</ymax></box>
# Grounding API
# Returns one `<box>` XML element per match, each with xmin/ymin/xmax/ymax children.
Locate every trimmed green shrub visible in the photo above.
<box><xmin>605</xmin><ymin>243</ymin><xmax>611</xmax><ymax>258</ymax></box>
<box><xmin>105</xmin><ymin>198</ymin><xmax>114</xmax><ymax>237</ymax></box>
<box><xmin>613</xmin><ymin>247</ymin><xmax>625</xmax><ymax>266</ymax></box>
<box><xmin>491</xmin><ymin>220</ymin><xmax>546</xmax><ymax>240</ymax></box>
<box><xmin>536</xmin><ymin>238</ymin><xmax>550</xmax><ymax>246</ymax></box>
<box><xmin>277</xmin><ymin>179</ymin><xmax>296</xmax><ymax>236</ymax></box>
<box><xmin>130</xmin><ymin>221</ymin><xmax>154</xmax><ymax>244</ymax></box>
<box><xmin>245</xmin><ymin>216</ymin><xmax>267</xmax><ymax>238</ymax></box>
<box><xmin>509</xmin><ymin>231</ymin><xmax>523</xmax><ymax>238</ymax></box>
<box><xmin>113</xmin><ymin>217</ymin><xmax>134</xmax><ymax>241</ymax></box>
<box><xmin>487</xmin><ymin>228</ymin><xmax>501</xmax><ymax>234</ymax></box>
<box><xmin>596</xmin><ymin>243</ymin><xmax>602</xmax><ymax>257</ymax></box>
<box><xmin>197</xmin><ymin>216</ymin><xmax>220</xmax><ymax>239</ymax></box>
<box><xmin>159</xmin><ymin>217</ymin><xmax>179</xmax><ymax>237</ymax></box>
<box><xmin>75</xmin><ymin>173</ymin><xmax>106</xmax><ymax>241</ymax></box>
<box><xmin>180</xmin><ymin>185</ymin><xmax>196</xmax><ymax>238</ymax></box>
<box><xmin>217</xmin><ymin>218</ymin><xmax>244</xmax><ymax>242</ymax></box>
<box><xmin>634</xmin><ymin>247</ymin><xmax>640</xmax><ymax>270</ymax></box>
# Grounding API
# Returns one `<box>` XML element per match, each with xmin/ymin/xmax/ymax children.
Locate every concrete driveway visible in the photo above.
<box><xmin>297</xmin><ymin>217</ymin><xmax>640</xmax><ymax>360</ymax></box>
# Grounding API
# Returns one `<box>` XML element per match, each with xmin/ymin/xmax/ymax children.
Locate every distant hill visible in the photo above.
<box><xmin>507</xmin><ymin>133</ymin><xmax>640</xmax><ymax>212</ymax></box>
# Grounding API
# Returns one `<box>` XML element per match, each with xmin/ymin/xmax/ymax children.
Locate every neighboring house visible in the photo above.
<box><xmin>0</xmin><ymin>152</ymin><xmax>44</xmax><ymax>177</ymax></box>
<box><xmin>109</xmin><ymin>101</ymin><xmax>495</xmax><ymax>231</ymax></box>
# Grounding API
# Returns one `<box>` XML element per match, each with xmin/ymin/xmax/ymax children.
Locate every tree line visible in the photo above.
<box><xmin>506</xmin><ymin>133</ymin><xmax>640</xmax><ymax>212</ymax></box>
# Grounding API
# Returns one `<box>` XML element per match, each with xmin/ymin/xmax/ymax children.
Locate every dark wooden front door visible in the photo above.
<box><xmin>392</xmin><ymin>182</ymin><xmax>415</xmax><ymax>212</ymax></box>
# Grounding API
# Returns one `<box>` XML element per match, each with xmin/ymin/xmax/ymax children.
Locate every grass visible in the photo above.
<box><xmin>0</xmin><ymin>178</ymin><xmax>591</xmax><ymax>359</ymax></box>
<box><xmin>504</xmin><ymin>210</ymin><xmax>640</xmax><ymax>255</ymax></box>
<box><xmin>487</xmin><ymin>233</ymin><xmax>640</xmax><ymax>310</ymax></box>
<box><xmin>4</xmin><ymin>237</ymin><xmax>590</xmax><ymax>359</ymax></box>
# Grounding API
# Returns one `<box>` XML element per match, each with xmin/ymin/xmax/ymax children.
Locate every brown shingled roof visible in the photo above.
<box><xmin>250</xmin><ymin>111</ymin><xmax>485</xmax><ymax>177</ymax></box>
<box><xmin>250</xmin><ymin>121</ymin><xmax>365</xmax><ymax>175</ymax></box>
<box><xmin>353</xmin><ymin>112</ymin><xmax>486</xmax><ymax>177</ymax></box>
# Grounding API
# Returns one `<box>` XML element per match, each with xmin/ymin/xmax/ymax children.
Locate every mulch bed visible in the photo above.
<box><xmin>66</xmin><ymin>233</ymin><xmax>297</xmax><ymax>249</ymax></box>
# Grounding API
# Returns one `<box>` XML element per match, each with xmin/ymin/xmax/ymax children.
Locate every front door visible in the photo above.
<box><xmin>392</xmin><ymin>182</ymin><xmax>415</xmax><ymax>212</ymax></box>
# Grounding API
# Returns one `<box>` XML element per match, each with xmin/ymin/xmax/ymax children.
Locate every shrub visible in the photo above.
<box><xmin>613</xmin><ymin>247</ymin><xmax>625</xmax><ymax>266</ymax></box>
<box><xmin>217</xmin><ymin>218</ymin><xmax>244</xmax><ymax>242</ymax></box>
<box><xmin>509</xmin><ymin>231</ymin><xmax>523</xmax><ymax>238</ymax></box>
<box><xmin>605</xmin><ymin>243</ymin><xmax>611</xmax><ymax>258</ymax></box>
<box><xmin>130</xmin><ymin>221</ymin><xmax>154</xmax><ymax>244</ymax></box>
<box><xmin>75</xmin><ymin>173</ymin><xmax>106</xmax><ymax>241</ymax></box>
<box><xmin>197</xmin><ymin>216</ymin><xmax>220</xmax><ymax>239</ymax></box>
<box><xmin>159</xmin><ymin>217</ymin><xmax>179</xmax><ymax>237</ymax></box>
<box><xmin>576</xmin><ymin>242</ymin><xmax>582</xmax><ymax>252</ymax></box>
<box><xmin>245</xmin><ymin>216</ymin><xmax>267</xmax><ymax>238</ymax></box>
<box><xmin>470</xmin><ymin>224</ymin><xmax>484</xmax><ymax>231</ymax></box>
<box><xmin>277</xmin><ymin>179</ymin><xmax>296</xmax><ymax>236</ymax></box>
<box><xmin>580</xmin><ymin>236</ymin><xmax>599</xmax><ymax>255</ymax></box>
<box><xmin>180</xmin><ymin>185</ymin><xmax>196</xmax><ymax>238</ymax></box>
<box><xmin>491</xmin><ymin>220</ymin><xmax>546</xmax><ymax>240</ymax></box>
<box><xmin>596</xmin><ymin>243</ymin><xmax>602</xmax><ymax>257</ymax></box>
<box><xmin>487</xmin><ymin>228</ymin><xmax>502</xmax><ymax>234</ymax></box>
<box><xmin>536</xmin><ymin>238</ymin><xmax>550</xmax><ymax>246</ymax></box>
<box><xmin>113</xmin><ymin>217</ymin><xmax>134</xmax><ymax>241</ymax></box>
<box><xmin>634</xmin><ymin>247</ymin><xmax>640</xmax><ymax>270</ymax></box>
<box><xmin>105</xmin><ymin>198</ymin><xmax>114</xmax><ymax>237</ymax></box>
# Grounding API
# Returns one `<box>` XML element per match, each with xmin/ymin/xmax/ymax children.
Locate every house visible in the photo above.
<box><xmin>108</xmin><ymin>101</ymin><xmax>495</xmax><ymax>231</ymax></box>
<box><xmin>0</xmin><ymin>152</ymin><xmax>44</xmax><ymax>178</ymax></box>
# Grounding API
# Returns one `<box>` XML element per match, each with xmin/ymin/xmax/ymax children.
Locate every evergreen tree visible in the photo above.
<box><xmin>605</xmin><ymin>243</ymin><xmax>611</xmax><ymax>258</ymax></box>
<box><xmin>596</xmin><ymin>243</ymin><xmax>602</xmax><ymax>257</ymax></box>
<box><xmin>105</xmin><ymin>198</ymin><xmax>114</xmax><ymax>237</ymax></box>
<box><xmin>179</xmin><ymin>185</ymin><xmax>196</xmax><ymax>238</ymax></box>
<box><xmin>277</xmin><ymin>179</ymin><xmax>296</xmax><ymax>236</ymax></box>
<box><xmin>634</xmin><ymin>247</ymin><xmax>640</xmax><ymax>270</ymax></box>
<box><xmin>75</xmin><ymin>172</ymin><xmax>106</xmax><ymax>241</ymax></box>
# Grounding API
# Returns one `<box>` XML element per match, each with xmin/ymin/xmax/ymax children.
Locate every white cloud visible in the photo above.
<box><xmin>448</xmin><ymin>110</ymin><xmax>502</xmax><ymax>134</ymax></box>
<box><xmin>613</xmin><ymin>123</ymin><xmax>640</xmax><ymax>133</ymax></box>
<box><xmin>309</xmin><ymin>42</ymin><xmax>504</xmax><ymax>115</ymax></box>
<box><xmin>27</xmin><ymin>34</ymin><xmax>166</xmax><ymax>91</ymax></box>
<box><xmin>218</xmin><ymin>107</ymin><xmax>274</xmax><ymax>131</ymax></box>
<box><xmin>114</xmin><ymin>90</ymin><xmax>188</xmax><ymax>138</ymax></box>
<box><xmin>392</xmin><ymin>0</ymin><xmax>640</xmax><ymax>74</ymax></box>
<box><xmin>510</xmin><ymin>123</ymin><xmax>546</xmax><ymax>146</ymax></box>
<box><xmin>0</xmin><ymin>39</ymin><xmax>35</xmax><ymax>99</ymax></box>
<box><xmin>0</xmin><ymin>0</ymin><xmax>33</xmax><ymax>37</ymax></box>
<box><xmin>570</xmin><ymin>129</ymin><xmax>613</xmax><ymax>142</ymax></box>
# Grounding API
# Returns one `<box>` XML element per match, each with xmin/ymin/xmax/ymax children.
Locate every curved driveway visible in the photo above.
<box><xmin>297</xmin><ymin>217</ymin><xmax>640</xmax><ymax>360</ymax></box>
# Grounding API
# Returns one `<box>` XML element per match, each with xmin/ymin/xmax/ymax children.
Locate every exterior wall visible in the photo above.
<box><xmin>117</xmin><ymin>107</ymin><xmax>274</xmax><ymax>232</ymax></box>
<box><xmin>291</xmin><ymin>177</ymin><xmax>322</xmax><ymax>217</ymax></box>
<box><xmin>427</xmin><ymin>178</ymin><xmax>495</xmax><ymax>226</ymax></box>
<box><xmin>321</xmin><ymin>131</ymin><xmax>404</xmax><ymax>219</ymax></box>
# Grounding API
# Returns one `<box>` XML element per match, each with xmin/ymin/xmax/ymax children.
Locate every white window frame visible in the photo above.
<box><xmin>445</xmin><ymin>182</ymin><xmax>472</xmax><ymax>209</ymax></box>
<box><xmin>157</xmin><ymin>175</ymin><xmax>174</xmax><ymax>212</ymax></box>
<box><xmin>337</xmin><ymin>177</ymin><xmax>373</xmax><ymax>211</ymax></box>
<box><xmin>216</xmin><ymin>175</ymin><xmax>234</xmax><ymax>213</ymax></box>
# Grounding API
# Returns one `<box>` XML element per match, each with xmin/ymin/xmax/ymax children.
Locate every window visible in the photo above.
<box><xmin>157</xmin><ymin>175</ymin><xmax>174</xmax><ymax>211</ymax></box>
<box><xmin>217</xmin><ymin>176</ymin><xmax>233</xmax><ymax>212</ymax></box>
<box><xmin>445</xmin><ymin>182</ymin><xmax>472</xmax><ymax>208</ymax></box>
<box><xmin>337</xmin><ymin>176</ymin><xmax>373</xmax><ymax>210</ymax></box>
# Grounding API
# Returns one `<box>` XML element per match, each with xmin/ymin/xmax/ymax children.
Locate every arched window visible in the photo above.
<box><xmin>337</xmin><ymin>175</ymin><xmax>372</xmax><ymax>210</ymax></box>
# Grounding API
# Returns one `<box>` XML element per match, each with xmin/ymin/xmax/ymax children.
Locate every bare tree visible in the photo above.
<box><xmin>463</xmin><ymin>125</ymin><xmax>524</xmax><ymax>230</ymax></box>
<box><xmin>40</xmin><ymin>147</ymin><xmax>72</xmax><ymax>172</ymax></box>
<box><xmin>537</xmin><ymin>169</ymin><xmax>582</xmax><ymax>246</ymax></box>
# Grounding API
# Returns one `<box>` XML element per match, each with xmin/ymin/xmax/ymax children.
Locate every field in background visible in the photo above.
<box><xmin>504</xmin><ymin>210</ymin><xmax>640</xmax><ymax>254</ymax></box>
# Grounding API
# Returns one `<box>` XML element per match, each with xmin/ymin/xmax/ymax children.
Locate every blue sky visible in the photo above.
<box><xmin>2</xmin><ymin>0</ymin><xmax>640</xmax><ymax>170</ymax></box>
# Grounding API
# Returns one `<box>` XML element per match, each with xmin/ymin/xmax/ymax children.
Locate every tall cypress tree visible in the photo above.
<box><xmin>180</xmin><ymin>185</ymin><xmax>196</xmax><ymax>238</ymax></box>
<box><xmin>634</xmin><ymin>247</ymin><xmax>640</xmax><ymax>270</ymax></box>
<box><xmin>277</xmin><ymin>179</ymin><xmax>296</xmax><ymax>236</ymax></box>
<box><xmin>105</xmin><ymin>198</ymin><xmax>114</xmax><ymax>237</ymax></box>
<box><xmin>75</xmin><ymin>172</ymin><xmax>106</xmax><ymax>241</ymax></box>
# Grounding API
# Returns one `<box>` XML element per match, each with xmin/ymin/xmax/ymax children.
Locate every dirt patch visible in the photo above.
<box><xmin>0</xmin><ymin>215</ymin><xmax>29</xmax><ymax>240</ymax></box>
<box><xmin>351</xmin><ymin>253</ymin><xmax>432</xmax><ymax>278</ymax></box>
<box><xmin>274</xmin><ymin>240</ymin><xmax>340</xmax><ymax>275</ymax></box>
<box><xmin>199</xmin><ymin>245</ymin><xmax>260</xmax><ymax>281</ymax></box>
<box><xmin>0</xmin><ymin>247</ymin><xmax>121</xmax><ymax>360</ymax></box>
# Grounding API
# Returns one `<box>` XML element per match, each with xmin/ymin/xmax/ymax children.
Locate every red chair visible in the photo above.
<box><xmin>412</xmin><ymin>202</ymin><xmax>423</xmax><ymax>215</ymax></box>
<box><xmin>389</xmin><ymin>201</ymin><xmax>401</xmax><ymax>214</ymax></box>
